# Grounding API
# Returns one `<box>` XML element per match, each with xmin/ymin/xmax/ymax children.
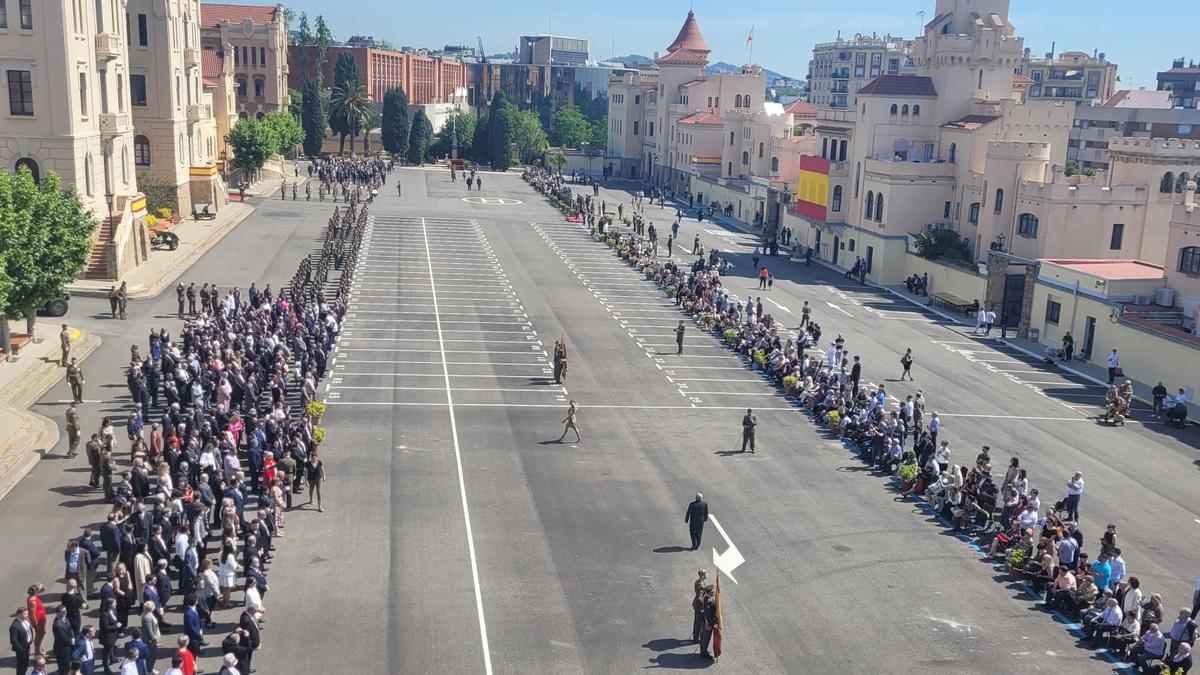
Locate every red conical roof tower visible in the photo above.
<box><xmin>665</xmin><ymin>10</ymin><xmax>711</xmax><ymax>54</ymax></box>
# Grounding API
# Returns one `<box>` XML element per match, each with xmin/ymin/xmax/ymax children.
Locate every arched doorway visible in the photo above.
<box><xmin>14</xmin><ymin>157</ymin><xmax>40</xmax><ymax>182</ymax></box>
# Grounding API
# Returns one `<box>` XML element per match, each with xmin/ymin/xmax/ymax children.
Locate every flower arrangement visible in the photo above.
<box><xmin>306</xmin><ymin>401</ymin><xmax>326</xmax><ymax>419</ymax></box>
<box><xmin>898</xmin><ymin>462</ymin><xmax>919</xmax><ymax>484</ymax></box>
<box><xmin>606</xmin><ymin>238</ymin><xmax>617</xmax><ymax>248</ymax></box>
<box><xmin>666</xmin><ymin>286</ymin><xmax>678</xmax><ymax>297</ymax></box>
<box><xmin>1005</xmin><ymin>547</ymin><xmax>1028</xmax><ymax>569</ymax></box>
<box><xmin>723</xmin><ymin>328</ymin><xmax>738</xmax><ymax>344</ymax></box>
<box><xmin>156</xmin><ymin>207</ymin><xmax>173</xmax><ymax>220</ymax></box>
<box><xmin>752</xmin><ymin>348</ymin><xmax>766</xmax><ymax>366</ymax></box>
<box><xmin>699</xmin><ymin>313</ymin><xmax>717</xmax><ymax>330</ymax></box>
<box><xmin>146</xmin><ymin>214</ymin><xmax>158</xmax><ymax>227</ymax></box>
<box><xmin>782</xmin><ymin>375</ymin><xmax>800</xmax><ymax>393</ymax></box>
<box><xmin>683</xmin><ymin>300</ymin><xmax>695</xmax><ymax>312</ymax></box>
<box><xmin>312</xmin><ymin>427</ymin><xmax>326</xmax><ymax>444</ymax></box>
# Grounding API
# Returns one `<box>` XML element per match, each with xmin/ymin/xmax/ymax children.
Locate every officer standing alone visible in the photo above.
<box><xmin>684</xmin><ymin>493</ymin><xmax>708</xmax><ymax>551</ymax></box>
<box><xmin>741</xmin><ymin>408</ymin><xmax>756</xmax><ymax>453</ymax></box>
<box><xmin>674</xmin><ymin>321</ymin><xmax>686</xmax><ymax>355</ymax></box>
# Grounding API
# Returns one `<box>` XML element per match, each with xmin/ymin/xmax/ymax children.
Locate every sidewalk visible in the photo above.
<box><xmin>69</xmin><ymin>201</ymin><xmax>253</xmax><ymax>300</ymax></box>
<box><xmin>0</xmin><ymin>327</ymin><xmax>100</xmax><ymax>501</ymax></box>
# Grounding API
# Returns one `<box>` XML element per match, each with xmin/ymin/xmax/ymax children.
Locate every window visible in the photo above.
<box><xmin>744</xmin><ymin>95</ymin><xmax>750</xmax><ymax>107</ymax></box>
<box><xmin>831</xmin><ymin>185</ymin><xmax>842</xmax><ymax>212</ymax></box>
<box><xmin>1180</xmin><ymin>246</ymin><xmax>1200</xmax><ymax>276</ymax></box>
<box><xmin>632</xmin><ymin>121</ymin><xmax>638</xmax><ymax>136</ymax></box>
<box><xmin>116</xmin><ymin>73</ymin><xmax>123</xmax><ymax>111</ymax></box>
<box><xmin>944</xmin><ymin>201</ymin><xmax>952</xmax><ymax>218</ymax></box>
<box><xmin>1018</xmin><ymin>213</ymin><xmax>1039</xmax><ymax>237</ymax></box>
<box><xmin>758</xmin><ymin>142</ymin><xmax>764</xmax><ymax>158</ymax></box>
<box><xmin>1045</xmin><ymin>298</ymin><xmax>1062</xmax><ymax>324</ymax></box>
<box><xmin>13</xmin><ymin>157</ymin><xmax>38</xmax><ymax>181</ymax></box>
<box><xmin>771</xmin><ymin>156</ymin><xmax>779</xmax><ymax>173</ymax></box>
<box><xmin>236</xmin><ymin>76</ymin><xmax>246</xmax><ymax>97</ymax></box>
<box><xmin>874</xmin><ymin>193</ymin><xmax>884</xmax><ymax>221</ymax></box>
<box><xmin>1109</xmin><ymin>223</ymin><xmax>1124</xmax><ymax>250</ymax></box>
<box><xmin>726</xmin><ymin>162</ymin><xmax>732</xmax><ymax>176</ymax></box>
<box><xmin>949</xmin><ymin>143</ymin><xmax>956</xmax><ymax>163</ymax></box>
<box><xmin>648</xmin><ymin>122</ymin><xmax>654</xmax><ymax>137</ymax></box>
<box><xmin>968</xmin><ymin>202</ymin><xmax>980</xmax><ymax>224</ymax></box>
<box><xmin>130</xmin><ymin>74</ymin><xmax>147</xmax><ymax>106</ymax></box>
<box><xmin>901</xmin><ymin>104</ymin><xmax>909</xmax><ymax>116</ymax></box>
<box><xmin>729</xmin><ymin>131</ymin><xmax>735</xmax><ymax>146</ymax></box>
<box><xmin>0</xmin><ymin>0</ymin><xmax>7</xmax><ymax>28</ymax></box>
<box><xmin>250</xmin><ymin>45</ymin><xmax>257</xmax><ymax>66</ymax></box>
<box><xmin>259</xmin><ymin>47</ymin><xmax>265</xmax><ymax>66</ymax></box>
<box><xmin>18</xmin><ymin>0</ymin><xmax>29</xmax><ymax>29</ymax></box>
<box><xmin>741</xmin><ymin>150</ymin><xmax>749</xmax><ymax>165</ymax></box>
<box><xmin>912</xmin><ymin>104</ymin><xmax>920</xmax><ymax>116</ymax></box>
<box><xmin>821</xmin><ymin>138</ymin><xmax>828</xmax><ymax>158</ymax></box>
<box><xmin>1177</xmin><ymin>172</ymin><xmax>1191</xmax><ymax>193</ymax></box>
<box><xmin>78</xmin><ymin>72</ymin><xmax>88</xmax><ymax>117</ymax></box>
<box><xmin>137</xmin><ymin>13</ymin><xmax>147</xmax><ymax>46</ymax></box>
<box><xmin>865</xmin><ymin>191</ymin><xmax>875</xmax><ymax>220</ymax></box>
<box><xmin>994</xmin><ymin>188</ymin><xmax>1004</xmax><ymax>213</ymax></box>
<box><xmin>1162</xmin><ymin>172</ymin><xmax>1175</xmax><ymax>193</ymax></box>
<box><xmin>735</xmin><ymin>94</ymin><xmax>742</xmax><ymax>107</ymax></box>
<box><xmin>634</xmin><ymin>94</ymin><xmax>639</xmax><ymax>104</ymax></box>
<box><xmin>134</xmin><ymin>135</ymin><xmax>150</xmax><ymax>165</ymax></box>
<box><xmin>7</xmin><ymin>70</ymin><xmax>33</xmax><ymax>115</ymax></box>
<box><xmin>889</xmin><ymin>104</ymin><xmax>898</xmax><ymax>115</ymax></box>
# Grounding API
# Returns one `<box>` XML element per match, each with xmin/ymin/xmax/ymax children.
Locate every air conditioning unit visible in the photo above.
<box><xmin>1134</xmin><ymin>294</ymin><xmax>1152</xmax><ymax>306</ymax></box>
<box><xmin>1155</xmin><ymin>287</ymin><xmax>1175</xmax><ymax>307</ymax></box>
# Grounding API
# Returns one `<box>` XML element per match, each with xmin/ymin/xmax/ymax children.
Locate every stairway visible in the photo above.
<box><xmin>82</xmin><ymin>216</ymin><xmax>118</xmax><ymax>279</ymax></box>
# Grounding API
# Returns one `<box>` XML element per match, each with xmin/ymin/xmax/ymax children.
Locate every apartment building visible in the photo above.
<box><xmin>1157</xmin><ymin>58</ymin><xmax>1200</xmax><ymax>110</ymax></box>
<box><xmin>1068</xmin><ymin>89</ymin><xmax>1200</xmax><ymax>171</ymax></box>
<box><xmin>1016</xmin><ymin>49</ymin><xmax>1117</xmax><ymax>105</ymax></box>
<box><xmin>199</xmin><ymin>2</ymin><xmax>289</xmax><ymax>118</ymax></box>
<box><xmin>288</xmin><ymin>45</ymin><xmax>467</xmax><ymax>104</ymax></box>
<box><xmin>807</xmin><ymin>34</ymin><xmax>916</xmax><ymax>109</ymax></box>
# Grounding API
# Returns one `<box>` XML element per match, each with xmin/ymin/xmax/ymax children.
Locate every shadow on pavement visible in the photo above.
<box><xmin>652</xmin><ymin>546</ymin><xmax>689</xmax><ymax>554</ymax></box>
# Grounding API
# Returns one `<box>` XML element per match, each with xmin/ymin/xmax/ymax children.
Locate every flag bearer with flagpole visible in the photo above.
<box><xmin>713</xmin><ymin>575</ymin><xmax>724</xmax><ymax>662</ymax></box>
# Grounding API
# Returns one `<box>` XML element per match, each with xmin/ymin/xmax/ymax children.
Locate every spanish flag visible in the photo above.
<box><xmin>713</xmin><ymin>576</ymin><xmax>724</xmax><ymax>660</ymax></box>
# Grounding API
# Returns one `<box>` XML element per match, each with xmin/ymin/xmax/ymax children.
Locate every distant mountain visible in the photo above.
<box><xmin>608</xmin><ymin>54</ymin><xmax>795</xmax><ymax>83</ymax></box>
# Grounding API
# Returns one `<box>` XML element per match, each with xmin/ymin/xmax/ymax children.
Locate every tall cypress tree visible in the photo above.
<box><xmin>487</xmin><ymin>92</ymin><xmax>513</xmax><ymax>171</ymax></box>
<box><xmin>407</xmin><ymin>109</ymin><xmax>433</xmax><ymax>165</ymax></box>
<box><xmin>381</xmin><ymin>88</ymin><xmax>410</xmax><ymax>157</ymax></box>
<box><xmin>469</xmin><ymin>110</ymin><xmax>489</xmax><ymax>162</ymax></box>
<box><xmin>301</xmin><ymin>79</ymin><xmax>326</xmax><ymax>157</ymax></box>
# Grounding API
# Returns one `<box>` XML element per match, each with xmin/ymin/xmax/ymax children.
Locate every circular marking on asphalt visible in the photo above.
<box><xmin>462</xmin><ymin>196</ymin><xmax>523</xmax><ymax>205</ymax></box>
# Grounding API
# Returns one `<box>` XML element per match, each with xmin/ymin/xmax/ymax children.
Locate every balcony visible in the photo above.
<box><xmin>95</xmin><ymin>32</ymin><xmax>121</xmax><ymax>60</ymax></box>
<box><xmin>186</xmin><ymin>104</ymin><xmax>207</xmax><ymax>122</ymax></box>
<box><xmin>184</xmin><ymin>47</ymin><xmax>201</xmax><ymax>67</ymax></box>
<box><xmin>99</xmin><ymin>112</ymin><xmax>130</xmax><ymax>137</ymax></box>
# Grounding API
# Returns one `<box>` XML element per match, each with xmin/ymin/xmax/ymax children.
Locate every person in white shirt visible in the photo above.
<box><xmin>1107</xmin><ymin>349</ymin><xmax>1120</xmax><ymax>384</ymax></box>
<box><xmin>1064</xmin><ymin>471</ymin><xmax>1084</xmax><ymax>522</ymax></box>
<box><xmin>1108</xmin><ymin>550</ymin><xmax>1127</xmax><ymax>591</ymax></box>
<box><xmin>983</xmin><ymin>308</ymin><xmax>996</xmax><ymax>336</ymax></box>
<box><xmin>1121</xmin><ymin>576</ymin><xmax>1143</xmax><ymax>622</ymax></box>
<box><xmin>244</xmin><ymin>577</ymin><xmax>266</xmax><ymax>624</ymax></box>
<box><xmin>1016</xmin><ymin>505</ymin><xmax>1038</xmax><ymax>531</ymax></box>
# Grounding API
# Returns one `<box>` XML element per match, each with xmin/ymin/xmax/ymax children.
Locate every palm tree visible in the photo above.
<box><xmin>361</xmin><ymin>109</ymin><xmax>380</xmax><ymax>154</ymax></box>
<box><xmin>329</xmin><ymin>79</ymin><xmax>371</xmax><ymax>155</ymax></box>
<box><xmin>547</xmin><ymin>149</ymin><xmax>567</xmax><ymax>175</ymax></box>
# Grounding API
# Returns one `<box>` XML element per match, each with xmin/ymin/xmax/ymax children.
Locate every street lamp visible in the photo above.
<box><xmin>993</xmin><ymin>232</ymin><xmax>1007</xmax><ymax>252</ymax></box>
<box><xmin>104</xmin><ymin>192</ymin><xmax>115</xmax><ymax>222</ymax></box>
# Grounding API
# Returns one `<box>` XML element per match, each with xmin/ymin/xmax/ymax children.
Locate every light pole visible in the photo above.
<box><xmin>450</xmin><ymin>110</ymin><xmax>458</xmax><ymax>160</ymax></box>
<box><xmin>104</xmin><ymin>192</ymin><xmax>115</xmax><ymax>222</ymax></box>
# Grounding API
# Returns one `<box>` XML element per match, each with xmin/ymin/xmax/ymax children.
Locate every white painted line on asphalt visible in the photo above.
<box><xmin>825</xmin><ymin>301</ymin><xmax>853</xmax><ymax>317</ymax></box>
<box><xmin>54</xmin><ymin>399</ymin><xmax>103</xmax><ymax>404</ymax></box>
<box><xmin>335</xmin><ymin>373</ymin><xmax>554</xmax><ymax>379</ymax></box>
<box><xmin>339</xmin><ymin>337</ymin><xmax>537</xmax><ymax>345</ymax></box>
<box><xmin>345</xmin><ymin>327</ymin><xmax>531</xmax><ymax>334</ymax></box>
<box><xmin>1019</xmin><ymin>381</ymin><xmax>1104</xmax><ymax>387</ymax></box>
<box><xmin>672</xmin><ymin>378</ymin><xmax>762</xmax><ymax>383</ymax></box>
<box><xmin>338</xmin><ymin>359</ymin><xmax>549</xmax><ymax>368</ymax></box>
<box><xmin>708</xmin><ymin>515</ymin><xmax>745</xmax><ymax>584</ymax></box>
<box><xmin>330</xmin><ymin>385</ymin><xmax>563</xmax><ymax>393</ymax></box>
<box><xmin>683</xmin><ymin>391</ymin><xmax>783</xmax><ymax>396</ymax></box>
<box><xmin>324</xmin><ymin>401</ymin><xmax>806</xmax><ymax>411</ymax></box>
<box><xmin>420</xmin><ymin>217</ymin><xmax>493</xmax><ymax>675</ymax></box>
<box><xmin>659</xmin><ymin>365</ymin><xmax>749</xmax><ymax>370</ymax></box>
<box><xmin>766</xmin><ymin>298</ymin><xmax>791</xmax><ymax>313</ymax></box>
<box><xmin>342</xmin><ymin>348</ymin><xmax>540</xmax><ymax>355</ymax></box>
<box><xmin>936</xmin><ymin>413</ymin><xmax>1096</xmax><ymax>422</ymax></box>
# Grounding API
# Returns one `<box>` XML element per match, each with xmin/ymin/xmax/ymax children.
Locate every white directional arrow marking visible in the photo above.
<box><xmin>825</xmin><ymin>301</ymin><xmax>853</xmax><ymax>317</ymax></box>
<box><xmin>709</xmin><ymin>515</ymin><xmax>744</xmax><ymax>584</ymax></box>
<box><xmin>766</xmin><ymin>298</ymin><xmax>791</xmax><ymax>313</ymax></box>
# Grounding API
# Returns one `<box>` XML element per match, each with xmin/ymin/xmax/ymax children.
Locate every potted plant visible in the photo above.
<box><xmin>752</xmin><ymin>349</ymin><xmax>766</xmax><ymax>368</ymax></box>
<box><xmin>897</xmin><ymin>462</ymin><xmax>919</xmax><ymax>486</ymax></box>
<box><xmin>723</xmin><ymin>328</ymin><xmax>738</xmax><ymax>344</ymax></box>
<box><xmin>1005</xmin><ymin>546</ymin><xmax>1029</xmax><ymax>576</ymax></box>
<box><xmin>665</xmin><ymin>286</ymin><xmax>678</xmax><ymax>298</ymax></box>
<box><xmin>306</xmin><ymin>401</ymin><xmax>326</xmax><ymax>425</ymax></box>
<box><xmin>782</xmin><ymin>374</ymin><xmax>800</xmax><ymax>393</ymax></box>
<box><xmin>312</xmin><ymin>426</ymin><xmax>326</xmax><ymax>446</ymax></box>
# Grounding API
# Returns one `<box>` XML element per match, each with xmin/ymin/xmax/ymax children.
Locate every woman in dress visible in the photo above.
<box><xmin>218</xmin><ymin>541</ymin><xmax>241</xmax><ymax>610</ymax></box>
<box><xmin>307</xmin><ymin>447</ymin><xmax>326</xmax><ymax>513</ymax></box>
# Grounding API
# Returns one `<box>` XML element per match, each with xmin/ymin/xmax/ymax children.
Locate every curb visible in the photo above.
<box><xmin>0</xmin><ymin>331</ymin><xmax>101</xmax><ymax>503</ymax></box>
<box><xmin>69</xmin><ymin>204</ymin><xmax>254</xmax><ymax>301</ymax></box>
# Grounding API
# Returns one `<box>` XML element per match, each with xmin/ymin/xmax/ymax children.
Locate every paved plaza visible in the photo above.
<box><xmin>2</xmin><ymin>166</ymin><xmax>1197</xmax><ymax>673</ymax></box>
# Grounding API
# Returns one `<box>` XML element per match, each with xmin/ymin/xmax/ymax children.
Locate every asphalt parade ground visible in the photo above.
<box><xmin>4</xmin><ymin>166</ymin><xmax>1196</xmax><ymax>673</ymax></box>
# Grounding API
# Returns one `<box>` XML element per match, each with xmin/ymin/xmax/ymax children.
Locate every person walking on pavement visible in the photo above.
<box><xmin>799</xmin><ymin>301</ymin><xmax>811</xmax><ymax>330</ymax></box>
<box><xmin>60</xmin><ymin>324</ymin><xmax>72</xmax><ymax>367</ymax></box>
<box><xmin>692</xmin><ymin>235</ymin><xmax>701</xmax><ymax>255</ymax></box>
<box><xmin>116</xmin><ymin>282</ymin><xmax>128</xmax><ymax>320</ymax></box>
<box><xmin>741</xmin><ymin>408</ymin><xmax>757</xmax><ymax>453</ymax></box>
<box><xmin>900</xmin><ymin>348</ymin><xmax>915</xmax><ymax>381</ymax></box>
<box><xmin>691</xmin><ymin>570</ymin><xmax>708</xmax><ymax>642</ymax></box>
<box><xmin>106</xmin><ymin>286</ymin><xmax>119</xmax><ymax>319</ymax></box>
<box><xmin>65</xmin><ymin>405</ymin><xmax>81</xmax><ymax>458</ymax></box>
<box><xmin>684</xmin><ymin>493</ymin><xmax>708</xmax><ymax>551</ymax></box>
<box><xmin>674</xmin><ymin>321</ymin><xmax>686</xmax><ymax>355</ymax></box>
<box><xmin>1107</xmin><ymin>349</ymin><xmax>1121</xmax><ymax>384</ymax></box>
<box><xmin>552</xmin><ymin>338</ymin><xmax>568</xmax><ymax>384</ymax></box>
<box><xmin>759</xmin><ymin>266</ymin><xmax>769</xmax><ymax>290</ymax></box>
<box><xmin>85</xmin><ymin>435</ymin><xmax>102</xmax><ymax>489</ymax></box>
<box><xmin>67</xmin><ymin>359</ymin><xmax>85</xmax><ymax>405</ymax></box>
<box><xmin>752</xmin><ymin>247</ymin><xmax>761</xmax><ymax>270</ymax></box>
<box><xmin>666</xmin><ymin>235</ymin><xmax>673</xmax><ymax>257</ymax></box>
<box><xmin>1064</xmin><ymin>471</ymin><xmax>1085</xmax><ymax>522</ymax></box>
<box><xmin>557</xmin><ymin>400</ymin><xmax>581</xmax><ymax>443</ymax></box>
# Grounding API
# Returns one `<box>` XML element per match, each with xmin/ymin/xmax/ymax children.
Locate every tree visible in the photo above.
<box><xmin>407</xmin><ymin>109</ymin><xmax>433</xmax><ymax>165</ymax></box>
<box><xmin>550</xmin><ymin>104</ymin><xmax>591</xmax><ymax>149</ymax></box>
<box><xmin>470</xmin><ymin>111</ymin><xmax>489</xmax><ymax>161</ymax></box>
<box><xmin>590</xmin><ymin>116</ymin><xmax>607</xmax><ymax>149</ymax></box>
<box><xmin>381</xmin><ymin>87</ymin><xmax>410</xmax><ymax>157</ymax></box>
<box><xmin>912</xmin><ymin>228</ymin><xmax>972</xmax><ymax>264</ymax></box>
<box><xmin>289</xmin><ymin>87</ymin><xmax>303</xmax><ymax>121</ymax></box>
<box><xmin>301</xmin><ymin>78</ymin><xmax>326</xmax><ymax>156</ymax></box>
<box><xmin>546</xmin><ymin>149</ymin><xmax>567</xmax><ymax>174</ymax></box>
<box><xmin>379</xmin><ymin>38</ymin><xmax>396</xmax><ymax>51</ymax></box>
<box><xmin>0</xmin><ymin>166</ymin><xmax>96</xmax><ymax>347</ymax></box>
<box><xmin>328</xmin><ymin>53</ymin><xmax>363</xmax><ymax>153</ymax></box>
<box><xmin>227</xmin><ymin>118</ymin><xmax>277</xmax><ymax>175</ymax></box>
<box><xmin>329</xmin><ymin>78</ymin><xmax>371</xmax><ymax>155</ymax></box>
<box><xmin>361</xmin><ymin>109</ymin><xmax>380</xmax><ymax>154</ymax></box>
<box><xmin>430</xmin><ymin>109</ymin><xmax>474</xmax><ymax>158</ymax></box>
<box><xmin>1065</xmin><ymin>159</ymin><xmax>1095</xmax><ymax>177</ymax></box>
<box><xmin>313</xmin><ymin>16</ymin><xmax>333</xmax><ymax>82</ymax></box>
<box><xmin>262</xmin><ymin>110</ymin><xmax>302</xmax><ymax>155</ymax></box>
<box><xmin>487</xmin><ymin>91</ymin><xmax>513</xmax><ymax>170</ymax></box>
<box><xmin>510</xmin><ymin>108</ymin><xmax>548</xmax><ymax>163</ymax></box>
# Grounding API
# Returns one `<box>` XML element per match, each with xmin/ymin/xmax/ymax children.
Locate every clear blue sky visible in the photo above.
<box><xmin>283</xmin><ymin>0</ymin><xmax>1187</xmax><ymax>87</ymax></box>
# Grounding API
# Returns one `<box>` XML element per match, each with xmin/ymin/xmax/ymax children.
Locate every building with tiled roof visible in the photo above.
<box><xmin>665</xmin><ymin>11</ymin><xmax>711</xmax><ymax>54</ymax></box>
<box><xmin>807</xmin><ymin>33</ymin><xmax>916</xmax><ymax>109</ymax></box>
<box><xmin>678</xmin><ymin>112</ymin><xmax>725</xmax><ymax>126</ymax></box>
<box><xmin>856</xmin><ymin>75</ymin><xmax>937</xmax><ymax>98</ymax></box>
<box><xmin>1017</xmin><ymin>50</ymin><xmax>1118</xmax><ymax>105</ymax></box>
<box><xmin>200</xmin><ymin>2</ymin><xmax>290</xmax><ymax>118</ymax></box>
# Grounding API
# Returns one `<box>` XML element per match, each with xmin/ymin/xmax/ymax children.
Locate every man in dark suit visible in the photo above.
<box><xmin>10</xmin><ymin>606</ymin><xmax>33</xmax><ymax>675</ymax></box>
<box><xmin>52</xmin><ymin>605</ymin><xmax>75</xmax><ymax>674</ymax></box>
<box><xmin>182</xmin><ymin>594</ymin><xmax>203</xmax><ymax>658</ymax></box>
<box><xmin>98</xmin><ymin>515</ymin><xmax>122</xmax><ymax>577</ymax></box>
<box><xmin>849</xmin><ymin>355</ymin><xmax>862</xmax><ymax>394</ymax></box>
<box><xmin>238</xmin><ymin>607</ymin><xmax>261</xmax><ymax>672</ymax></box>
<box><xmin>684</xmin><ymin>493</ymin><xmax>709</xmax><ymax>551</ymax></box>
<box><xmin>71</xmin><ymin>625</ymin><xmax>96</xmax><ymax>674</ymax></box>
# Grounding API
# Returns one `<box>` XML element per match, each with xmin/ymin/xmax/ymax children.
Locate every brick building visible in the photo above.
<box><xmin>288</xmin><ymin>45</ymin><xmax>465</xmax><ymax>104</ymax></box>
